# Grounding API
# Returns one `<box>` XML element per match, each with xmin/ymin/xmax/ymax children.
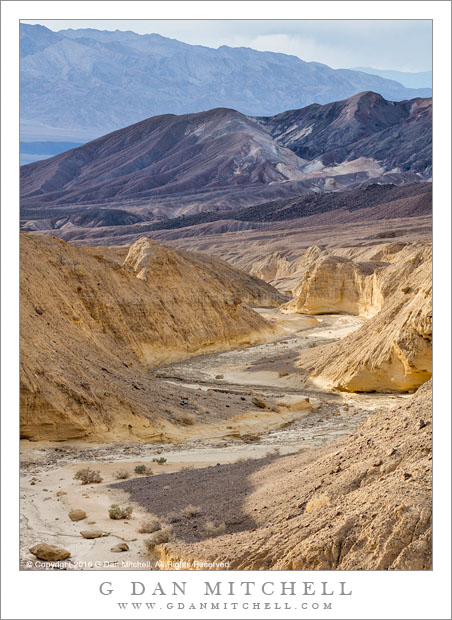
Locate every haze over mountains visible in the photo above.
<box><xmin>20</xmin><ymin>90</ymin><xmax>432</xmax><ymax>243</ymax></box>
<box><xmin>353</xmin><ymin>67</ymin><xmax>432</xmax><ymax>89</ymax></box>
<box><xmin>20</xmin><ymin>23</ymin><xmax>431</xmax><ymax>147</ymax></box>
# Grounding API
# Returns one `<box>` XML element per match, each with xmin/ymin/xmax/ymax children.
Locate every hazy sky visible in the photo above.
<box><xmin>22</xmin><ymin>19</ymin><xmax>432</xmax><ymax>72</ymax></box>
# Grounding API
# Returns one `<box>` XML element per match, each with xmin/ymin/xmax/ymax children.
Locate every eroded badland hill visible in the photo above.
<box><xmin>20</xmin><ymin>233</ymin><xmax>283</xmax><ymax>441</ymax></box>
<box><xmin>21</xmin><ymin>93</ymin><xmax>431</xmax><ymax>245</ymax></box>
<box><xmin>288</xmin><ymin>243</ymin><xmax>432</xmax><ymax>392</ymax></box>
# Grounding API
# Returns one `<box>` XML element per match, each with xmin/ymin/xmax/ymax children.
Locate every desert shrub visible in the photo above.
<box><xmin>241</xmin><ymin>433</ymin><xmax>261</xmax><ymax>443</ymax></box>
<box><xmin>109</xmin><ymin>504</ymin><xmax>133</xmax><ymax>520</ymax></box>
<box><xmin>152</xmin><ymin>457</ymin><xmax>167</xmax><ymax>465</ymax></box>
<box><xmin>138</xmin><ymin>517</ymin><xmax>163</xmax><ymax>534</ymax></box>
<box><xmin>167</xmin><ymin>511</ymin><xmax>182</xmax><ymax>523</ymax></box>
<box><xmin>134</xmin><ymin>465</ymin><xmax>153</xmax><ymax>475</ymax></box>
<box><xmin>182</xmin><ymin>504</ymin><xmax>202</xmax><ymax>518</ymax></box>
<box><xmin>74</xmin><ymin>468</ymin><xmax>103</xmax><ymax>485</ymax></box>
<box><xmin>114</xmin><ymin>469</ymin><xmax>130</xmax><ymax>480</ymax></box>
<box><xmin>266</xmin><ymin>447</ymin><xmax>281</xmax><ymax>458</ymax></box>
<box><xmin>305</xmin><ymin>494</ymin><xmax>330</xmax><ymax>513</ymax></box>
<box><xmin>201</xmin><ymin>521</ymin><xmax>226</xmax><ymax>538</ymax></box>
<box><xmin>180</xmin><ymin>414</ymin><xmax>195</xmax><ymax>425</ymax></box>
<box><xmin>145</xmin><ymin>526</ymin><xmax>172</xmax><ymax>550</ymax></box>
<box><xmin>180</xmin><ymin>465</ymin><xmax>194</xmax><ymax>472</ymax></box>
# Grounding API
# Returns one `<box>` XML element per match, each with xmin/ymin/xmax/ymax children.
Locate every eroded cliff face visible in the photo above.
<box><xmin>156</xmin><ymin>380</ymin><xmax>432</xmax><ymax>570</ymax></box>
<box><xmin>244</xmin><ymin>246</ymin><xmax>326</xmax><ymax>297</ymax></box>
<box><xmin>282</xmin><ymin>255</ymin><xmax>385</xmax><ymax>317</ymax></box>
<box><xmin>20</xmin><ymin>234</ymin><xmax>280</xmax><ymax>441</ymax></box>
<box><xmin>291</xmin><ymin>243</ymin><xmax>432</xmax><ymax>392</ymax></box>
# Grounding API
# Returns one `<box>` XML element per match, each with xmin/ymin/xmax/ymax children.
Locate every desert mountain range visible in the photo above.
<box><xmin>21</xmin><ymin>92</ymin><xmax>431</xmax><ymax>245</ymax></box>
<box><xmin>353</xmin><ymin>66</ymin><xmax>431</xmax><ymax>89</ymax></box>
<box><xmin>20</xmin><ymin>24</ymin><xmax>431</xmax><ymax>142</ymax></box>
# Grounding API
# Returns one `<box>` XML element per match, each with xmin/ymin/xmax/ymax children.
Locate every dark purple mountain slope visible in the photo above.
<box><xmin>20</xmin><ymin>92</ymin><xmax>431</xmax><ymax>241</ymax></box>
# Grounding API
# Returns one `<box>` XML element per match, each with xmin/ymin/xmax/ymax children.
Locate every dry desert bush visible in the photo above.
<box><xmin>145</xmin><ymin>526</ymin><xmax>173</xmax><ymax>550</ymax></box>
<box><xmin>109</xmin><ymin>504</ymin><xmax>133</xmax><ymax>520</ymax></box>
<box><xmin>201</xmin><ymin>521</ymin><xmax>227</xmax><ymax>538</ymax></box>
<box><xmin>177</xmin><ymin>413</ymin><xmax>195</xmax><ymax>425</ymax></box>
<box><xmin>134</xmin><ymin>465</ymin><xmax>153</xmax><ymax>475</ymax></box>
<box><xmin>167</xmin><ymin>511</ymin><xmax>183</xmax><ymax>523</ymax></box>
<box><xmin>241</xmin><ymin>433</ymin><xmax>261</xmax><ymax>443</ymax></box>
<box><xmin>113</xmin><ymin>469</ymin><xmax>130</xmax><ymax>480</ymax></box>
<box><xmin>73</xmin><ymin>468</ymin><xmax>103</xmax><ymax>485</ymax></box>
<box><xmin>138</xmin><ymin>517</ymin><xmax>164</xmax><ymax>534</ymax></box>
<box><xmin>182</xmin><ymin>504</ymin><xmax>202</xmax><ymax>518</ymax></box>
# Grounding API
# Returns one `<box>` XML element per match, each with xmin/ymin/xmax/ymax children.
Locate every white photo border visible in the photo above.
<box><xmin>1</xmin><ymin>2</ymin><xmax>450</xmax><ymax>619</ymax></box>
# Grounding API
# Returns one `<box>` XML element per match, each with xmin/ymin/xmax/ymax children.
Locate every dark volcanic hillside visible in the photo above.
<box><xmin>30</xmin><ymin>182</ymin><xmax>431</xmax><ymax>246</ymax></box>
<box><xmin>20</xmin><ymin>93</ymin><xmax>431</xmax><ymax>243</ymax></box>
<box><xmin>20</xmin><ymin>108</ymin><xmax>308</xmax><ymax>212</ymax></box>
<box><xmin>261</xmin><ymin>92</ymin><xmax>432</xmax><ymax>177</ymax></box>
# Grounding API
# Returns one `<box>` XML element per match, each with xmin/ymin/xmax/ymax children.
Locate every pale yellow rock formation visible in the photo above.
<box><xmin>20</xmin><ymin>234</ymin><xmax>280</xmax><ymax>441</ymax></box>
<box><xmin>294</xmin><ymin>243</ymin><xmax>432</xmax><ymax>392</ymax></box>
<box><xmin>283</xmin><ymin>254</ymin><xmax>386</xmax><ymax>317</ymax></box>
<box><xmin>246</xmin><ymin>246</ymin><xmax>327</xmax><ymax>296</ymax></box>
<box><xmin>246</xmin><ymin>251</ymin><xmax>294</xmax><ymax>283</ymax></box>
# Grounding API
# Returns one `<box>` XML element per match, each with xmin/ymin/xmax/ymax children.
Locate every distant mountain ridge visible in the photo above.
<box><xmin>352</xmin><ymin>67</ymin><xmax>432</xmax><ymax>89</ymax></box>
<box><xmin>20</xmin><ymin>24</ymin><xmax>432</xmax><ymax>142</ymax></box>
<box><xmin>20</xmin><ymin>91</ymin><xmax>432</xmax><ymax>242</ymax></box>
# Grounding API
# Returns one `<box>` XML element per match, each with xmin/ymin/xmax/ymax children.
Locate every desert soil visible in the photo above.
<box><xmin>20</xmin><ymin>308</ymin><xmax>406</xmax><ymax>570</ymax></box>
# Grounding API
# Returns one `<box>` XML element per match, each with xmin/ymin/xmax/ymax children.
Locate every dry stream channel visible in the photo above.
<box><xmin>20</xmin><ymin>308</ymin><xmax>407</xmax><ymax>569</ymax></box>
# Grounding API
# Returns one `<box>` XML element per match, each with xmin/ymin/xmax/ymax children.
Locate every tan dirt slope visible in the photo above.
<box><xmin>153</xmin><ymin>213</ymin><xmax>431</xmax><ymax>297</ymax></box>
<box><xmin>156</xmin><ymin>380</ymin><xmax>432</xmax><ymax>570</ymax></box>
<box><xmin>20</xmin><ymin>234</ymin><xmax>282</xmax><ymax>441</ymax></box>
<box><xmin>288</xmin><ymin>243</ymin><xmax>432</xmax><ymax>392</ymax></box>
